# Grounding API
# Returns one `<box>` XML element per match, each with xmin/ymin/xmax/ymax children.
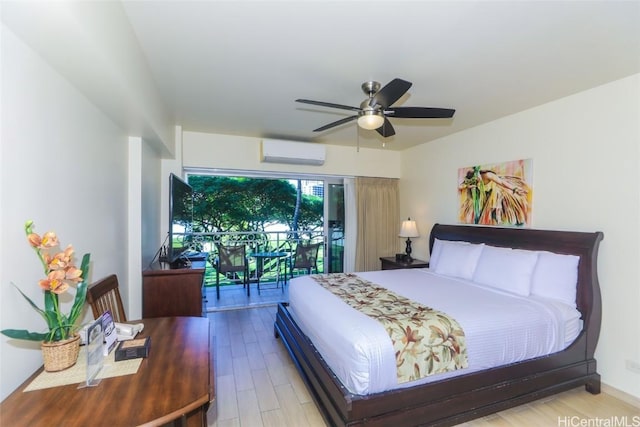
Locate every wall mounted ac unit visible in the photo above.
<box><xmin>261</xmin><ymin>139</ymin><xmax>326</xmax><ymax>166</ymax></box>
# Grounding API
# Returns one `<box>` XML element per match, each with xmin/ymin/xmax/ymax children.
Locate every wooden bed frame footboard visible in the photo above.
<box><xmin>274</xmin><ymin>224</ymin><xmax>604</xmax><ymax>426</ymax></box>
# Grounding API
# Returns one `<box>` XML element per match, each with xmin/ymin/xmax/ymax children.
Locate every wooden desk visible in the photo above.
<box><xmin>0</xmin><ymin>317</ymin><xmax>212</xmax><ymax>427</ymax></box>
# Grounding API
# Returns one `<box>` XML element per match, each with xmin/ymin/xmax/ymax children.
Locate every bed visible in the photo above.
<box><xmin>274</xmin><ymin>223</ymin><xmax>604</xmax><ymax>426</ymax></box>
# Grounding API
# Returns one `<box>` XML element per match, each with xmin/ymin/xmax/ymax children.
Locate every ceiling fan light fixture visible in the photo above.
<box><xmin>358</xmin><ymin>109</ymin><xmax>384</xmax><ymax>130</ymax></box>
<box><xmin>296</xmin><ymin>77</ymin><xmax>455</xmax><ymax>138</ymax></box>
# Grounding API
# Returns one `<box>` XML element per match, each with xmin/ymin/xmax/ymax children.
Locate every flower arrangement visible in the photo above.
<box><xmin>1</xmin><ymin>221</ymin><xmax>90</xmax><ymax>343</ymax></box>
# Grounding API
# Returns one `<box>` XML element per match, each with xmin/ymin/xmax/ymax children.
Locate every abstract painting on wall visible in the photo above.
<box><xmin>458</xmin><ymin>159</ymin><xmax>533</xmax><ymax>227</ymax></box>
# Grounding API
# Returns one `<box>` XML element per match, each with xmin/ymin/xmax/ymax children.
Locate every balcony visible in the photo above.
<box><xmin>177</xmin><ymin>230</ymin><xmax>343</xmax><ymax>310</ymax></box>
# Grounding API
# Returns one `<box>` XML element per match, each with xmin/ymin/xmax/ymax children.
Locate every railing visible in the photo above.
<box><xmin>188</xmin><ymin>230</ymin><xmax>324</xmax><ymax>254</ymax></box>
<box><xmin>180</xmin><ymin>230</ymin><xmax>327</xmax><ymax>287</ymax></box>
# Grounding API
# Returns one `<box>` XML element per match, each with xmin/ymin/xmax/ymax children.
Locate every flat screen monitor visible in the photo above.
<box><xmin>168</xmin><ymin>173</ymin><xmax>193</xmax><ymax>263</ymax></box>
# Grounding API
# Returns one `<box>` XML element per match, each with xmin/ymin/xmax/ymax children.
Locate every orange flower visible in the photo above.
<box><xmin>63</xmin><ymin>245</ymin><xmax>74</xmax><ymax>259</ymax></box>
<box><xmin>27</xmin><ymin>231</ymin><xmax>59</xmax><ymax>249</ymax></box>
<box><xmin>31</xmin><ymin>229</ymin><xmax>82</xmax><ymax>295</ymax></box>
<box><xmin>40</xmin><ymin>231</ymin><xmax>59</xmax><ymax>248</ymax></box>
<box><xmin>64</xmin><ymin>266</ymin><xmax>83</xmax><ymax>283</ymax></box>
<box><xmin>39</xmin><ymin>270</ymin><xmax>69</xmax><ymax>295</ymax></box>
<box><xmin>27</xmin><ymin>233</ymin><xmax>41</xmax><ymax>248</ymax></box>
<box><xmin>48</xmin><ymin>246</ymin><xmax>75</xmax><ymax>271</ymax></box>
<box><xmin>2</xmin><ymin>221</ymin><xmax>91</xmax><ymax>342</ymax></box>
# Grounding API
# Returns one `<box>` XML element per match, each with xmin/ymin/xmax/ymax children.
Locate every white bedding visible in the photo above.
<box><xmin>288</xmin><ymin>268</ymin><xmax>582</xmax><ymax>395</ymax></box>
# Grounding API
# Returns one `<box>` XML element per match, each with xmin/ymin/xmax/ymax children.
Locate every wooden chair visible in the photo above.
<box><xmin>214</xmin><ymin>244</ymin><xmax>249</xmax><ymax>299</ymax></box>
<box><xmin>86</xmin><ymin>274</ymin><xmax>127</xmax><ymax>322</ymax></box>
<box><xmin>290</xmin><ymin>242</ymin><xmax>321</xmax><ymax>278</ymax></box>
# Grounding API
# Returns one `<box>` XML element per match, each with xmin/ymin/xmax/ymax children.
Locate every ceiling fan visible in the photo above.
<box><xmin>296</xmin><ymin>78</ymin><xmax>455</xmax><ymax>138</ymax></box>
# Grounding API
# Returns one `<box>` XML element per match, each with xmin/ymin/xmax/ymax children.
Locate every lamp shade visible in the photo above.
<box><xmin>399</xmin><ymin>219</ymin><xmax>419</xmax><ymax>238</ymax></box>
<box><xmin>357</xmin><ymin>110</ymin><xmax>385</xmax><ymax>130</ymax></box>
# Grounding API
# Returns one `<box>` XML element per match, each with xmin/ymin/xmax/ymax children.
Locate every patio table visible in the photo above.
<box><xmin>250</xmin><ymin>251</ymin><xmax>290</xmax><ymax>291</ymax></box>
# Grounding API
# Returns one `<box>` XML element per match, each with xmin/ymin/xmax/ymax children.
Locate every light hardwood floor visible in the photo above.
<box><xmin>206</xmin><ymin>306</ymin><xmax>640</xmax><ymax>427</ymax></box>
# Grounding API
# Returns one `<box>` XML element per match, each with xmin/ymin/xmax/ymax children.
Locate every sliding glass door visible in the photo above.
<box><xmin>325</xmin><ymin>179</ymin><xmax>344</xmax><ymax>273</ymax></box>
<box><xmin>187</xmin><ymin>171</ymin><xmax>347</xmax><ymax>275</ymax></box>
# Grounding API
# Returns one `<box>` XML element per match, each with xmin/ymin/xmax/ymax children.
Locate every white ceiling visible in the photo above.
<box><xmin>120</xmin><ymin>1</ymin><xmax>640</xmax><ymax>151</ymax></box>
<box><xmin>4</xmin><ymin>2</ymin><xmax>639</xmax><ymax>152</ymax></box>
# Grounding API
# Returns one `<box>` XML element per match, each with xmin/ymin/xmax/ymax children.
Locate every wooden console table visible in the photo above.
<box><xmin>142</xmin><ymin>260</ymin><xmax>206</xmax><ymax>318</ymax></box>
<box><xmin>0</xmin><ymin>317</ymin><xmax>212</xmax><ymax>427</ymax></box>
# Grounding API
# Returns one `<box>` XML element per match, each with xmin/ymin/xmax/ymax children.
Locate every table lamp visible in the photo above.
<box><xmin>398</xmin><ymin>218</ymin><xmax>419</xmax><ymax>262</ymax></box>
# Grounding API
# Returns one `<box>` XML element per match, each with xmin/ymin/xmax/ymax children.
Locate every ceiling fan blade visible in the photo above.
<box><xmin>375</xmin><ymin>117</ymin><xmax>396</xmax><ymax>138</ymax></box>
<box><xmin>296</xmin><ymin>99</ymin><xmax>361</xmax><ymax>112</ymax></box>
<box><xmin>386</xmin><ymin>107</ymin><xmax>456</xmax><ymax>119</ymax></box>
<box><xmin>370</xmin><ymin>78</ymin><xmax>412</xmax><ymax>108</ymax></box>
<box><xmin>313</xmin><ymin>115</ymin><xmax>358</xmax><ymax>132</ymax></box>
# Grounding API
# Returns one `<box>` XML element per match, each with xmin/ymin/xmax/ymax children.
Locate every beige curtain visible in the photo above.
<box><xmin>355</xmin><ymin>177</ymin><xmax>400</xmax><ymax>271</ymax></box>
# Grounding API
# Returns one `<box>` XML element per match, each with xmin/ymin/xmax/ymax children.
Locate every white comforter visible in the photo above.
<box><xmin>288</xmin><ymin>269</ymin><xmax>582</xmax><ymax>395</ymax></box>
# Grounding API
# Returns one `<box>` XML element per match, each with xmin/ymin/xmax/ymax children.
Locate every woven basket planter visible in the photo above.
<box><xmin>41</xmin><ymin>334</ymin><xmax>81</xmax><ymax>372</ymax></box>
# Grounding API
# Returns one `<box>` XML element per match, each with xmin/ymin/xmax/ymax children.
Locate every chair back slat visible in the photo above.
<box><xmin>86</xmin><ymin>274</ymin><xmax>127</xmax><ymax>323</ymax></box>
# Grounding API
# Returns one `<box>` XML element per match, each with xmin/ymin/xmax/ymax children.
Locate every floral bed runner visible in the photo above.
<box><xmin>311</xmin><ymin>273</ymin><xmax>468</xmax><ymax>384</ymax></box>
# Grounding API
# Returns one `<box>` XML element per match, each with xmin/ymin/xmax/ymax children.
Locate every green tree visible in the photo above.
<box><xmin>296</xmin><ymin>194</ymin><xmax>323</xmax><ymax>230</ymax></box>
<box><xmin>188</xmin><ymin>175</ymin><xmax>322</xmax><ymax>234</ymax></box>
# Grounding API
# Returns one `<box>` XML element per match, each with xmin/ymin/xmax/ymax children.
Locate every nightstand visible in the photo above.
<box><xmin>380</xmin><ymin>257</ymin><xmax>429</xmax><ymax>270</ymax></box>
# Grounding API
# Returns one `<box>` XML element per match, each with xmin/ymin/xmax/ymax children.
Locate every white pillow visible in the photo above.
<box><xmin>472</xmin><ymin>245</ymin><xmax>539</xmax><ymax>296</ymax></box>
<box><xmin>429</xmin><ymin>238</ymin><xmax>444</xmax><ymax>269</ymax></box>
<box><xmin>434</xmin><ymin>241</ymin><xmax>484</xmax><ymax>280</ymax></box>
<box><xmin>530</xmin><ymin>251</ymin><xmax>580</xmax><ymax>307</ymax></box>
<box><xmin>430</xmin><ymin>239</ymin><xmax>473</xmax><ymax>269</ymax></box>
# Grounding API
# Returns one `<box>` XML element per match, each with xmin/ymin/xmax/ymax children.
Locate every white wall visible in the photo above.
<box><xmin>127</xmin><ymin>136</ymin><xmax>164</xmax><ymax>321</ymax></box>
<box><xmin>0</xmin><ymin>1</ymin><xmax>175</xmax><ymax>156</ymax></box>
<box><xmin>0</xmin><ymin>25</ymin><xmax>131</xmax><ymax>400</ymax></box>
<box><xmin>182</xmin><ymin>131</ymin><xmax>402</xmax><ymax>178</ymax></box>
<box><xmin>400</xmin><ymin>74</ymin><xmax>640</xmax><ymax>399</ymax></box>
<box><xmin>141</xmin><ymin>139</ymin><xmax>164</xmax><ymax>271</ymax></box>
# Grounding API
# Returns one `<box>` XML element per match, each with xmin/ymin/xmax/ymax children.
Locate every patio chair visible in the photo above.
<box><xmin>290</xmin><ymin>242</ymin><xmax>321</xmax><ymax>278</ymax></box>
<box><xmin>86</xmin><ymin>274</ymin><xmax>127</xmax><ymax>322</ymax></box>
<box><xmin>214</xmin><ymin>244</ymin><xmax>250</xmax><ymax>299</ymax></box>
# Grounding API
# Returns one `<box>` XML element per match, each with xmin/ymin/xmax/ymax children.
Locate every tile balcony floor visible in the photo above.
<box><xmin>203</xmin><ymin>281</ymin><xmax>290</xmax><ymax>312</ymax></box>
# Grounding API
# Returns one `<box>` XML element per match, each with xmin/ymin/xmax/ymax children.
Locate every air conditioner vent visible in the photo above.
<box><xmin>261</xmin><ymin>139</ymin><xmax>325</xmax><ymax>166</ymax></box>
